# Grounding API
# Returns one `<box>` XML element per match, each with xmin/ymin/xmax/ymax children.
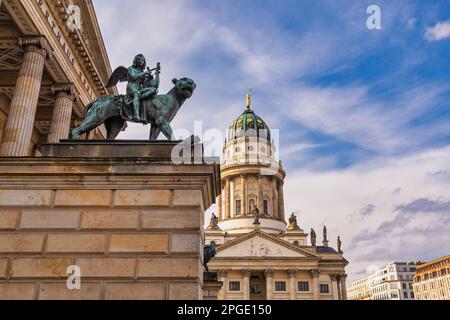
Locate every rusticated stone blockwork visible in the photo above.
<box><xmin>0</xmin><ymin>141</ymin><xmax>220</xmax><ymax>300</ymax></box>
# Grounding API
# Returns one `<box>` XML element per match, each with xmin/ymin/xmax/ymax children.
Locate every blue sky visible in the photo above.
<box><xmin>93</xmin><ymin>0</ymin><xmax>450</xmax><ymax>281</ymax></box>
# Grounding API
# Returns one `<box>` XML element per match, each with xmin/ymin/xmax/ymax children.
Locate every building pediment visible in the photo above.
<box><xmin>215</xmin><ymin>230</ymin><xmax>318</xmax><ymax>259</ymax></box>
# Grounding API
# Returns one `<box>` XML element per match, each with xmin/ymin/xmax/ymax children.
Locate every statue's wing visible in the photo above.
<box><xmin>106</xmin><ymin>66</ymin><xmax>128</xmax><ymax>88</ymax></box>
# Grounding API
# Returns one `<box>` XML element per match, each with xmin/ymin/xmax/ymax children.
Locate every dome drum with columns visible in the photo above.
<box><xmin>217</xmin><ymin>96</ymin><xmax>286</xmax><ymax>235</ymax></box>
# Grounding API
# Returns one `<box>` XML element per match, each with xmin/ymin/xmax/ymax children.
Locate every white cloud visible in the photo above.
<box><xmin>283</xmin><ymin>145</ymin><xmax>450</xmax><ymax>282</ymax></box>
<box><xmin>425</xmin><ymin>20</ymin><xmax>450</xmax><ymax>41</ymax></box>
<box><xmin>280</xmin><ymin>83</ymin><xmax>448</xmax><ymax>155</ymax></box>
<box><xmin>93</xmin><ymin>0</ymin><xmax>387</xmax><ymax>141</ymax></box>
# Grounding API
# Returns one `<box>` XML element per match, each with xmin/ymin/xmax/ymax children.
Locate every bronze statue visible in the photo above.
<box><xmin>72</xmin><ymin>58</ymin><xmax>196</xmax><ymax>141</ymax></box>
<box><xmin>129</xmin><ymin>54</ymin><xmax>152</xmax><ymax>121</ymax></box>
<box><xmin>323</xmin><ymin>225</ymin><xmax>328</xmax><ymax>242</ymax></box>
<box><xmin>310</xmin><ymin>228</ymin><xmax>317</xmax><ymax>246</ymax></box>
<box><xmin>337</xmin><ymin>236</ymin><xmax>343</xmax><ymax>253</ymax></box>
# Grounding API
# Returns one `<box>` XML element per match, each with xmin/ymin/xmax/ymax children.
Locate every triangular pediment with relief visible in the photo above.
<box><xmin>216</xmin><ymin>230</ymin><xmax>318</xmax><ymax>259</ymax></box>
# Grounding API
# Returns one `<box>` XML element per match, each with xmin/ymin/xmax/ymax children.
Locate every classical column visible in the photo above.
<box><xmin>336</xmin><ymin>275</ymin><xmax>342</xmax><ymax>300</ymax></box>
<box><xmin>265</xmin><ymin>269</ymin><xmax>274</xmax><ymax>300</ymax></box>
<box><xmin>257</xmin><ymin>176</ymin><xmax>264</xmax><ymax>212</ymax></box>
<box><xmin>330</xmin><ymin>275</ymin><xmax>339</xmax><ymax>300</ymax></box>
<box><xmin>47</xmin><ymin>84</ymin><xmax>75</xmax><ymax>143</ymax></box>
<box><xmin>242</xmin><ymin>269</ymin><xmax>251</xmax><ymax>300</ymax></box>
<box><xmin>217</xmin><ymin>192</ymin><xmax>223</xmax><ymax>221</ymax></box>
<box><xmin>0</xmin><ymin>36</ymin><xmax>52</xmax><ymax>156</ymax></box>
<box><xmin>311</xmin><ymin>269</ymin><xmax>320</xmax><ymax>300</ymax></box>
<box><xmin>288</xmin><ymin>269</ymin><xmax>297</xmax><ymax>300</ymax></box>
<box><xmin>225</xmin><ymin>178</ymin><xmax>231</xmax><ymax>219</ymax></box>
<box><xmin>340</xmin><ymin>274</ymin><xmax>348</xmax><ymax>300</ymax></box>
<box><xmin>240</xmin><ymin>174</ymin><xmax>246</xmax><ymax>215</ymax></box>
<box><xmin>230</xmin><ymin>179</ymin><xmax>235</xmax><ymax>218</ymax></box>
<box><xmin>277</xmin><ymin>181</ymin><xmax>285</xmax><ymax>222</ymax></box>
<box><xmin>218</xmin><ymin>270</ymin><xmax>228</xmax><ymax>300</ymax></box>
<box><xmin>271</xmin><ymin>177</ymin><xmax>279</xmax><ymax>218</ymax></box>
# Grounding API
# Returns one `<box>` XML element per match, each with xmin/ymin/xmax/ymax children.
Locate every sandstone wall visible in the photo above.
<box><xmin>0</xmin><ymin>143</ymin><xmax>220</xmax><ymax>300</ymax></box>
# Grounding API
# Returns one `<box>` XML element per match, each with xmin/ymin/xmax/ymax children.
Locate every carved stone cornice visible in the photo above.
<box><xmin>18</xmin><ymin>36</ymin><xmax>52</xmax><ymax>59</ymax></box>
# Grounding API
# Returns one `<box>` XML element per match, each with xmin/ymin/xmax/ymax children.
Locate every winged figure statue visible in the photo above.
<box><xmin>71</xmin><ymin>55</ymin><xmax>196</xmax><ymax>141</ymax></box>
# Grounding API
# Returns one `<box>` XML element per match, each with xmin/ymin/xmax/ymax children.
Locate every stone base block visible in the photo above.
<box><xmin>0</xmin><ymin>141</ymin><xmax>220</xmax><ymax>300</ymax></box>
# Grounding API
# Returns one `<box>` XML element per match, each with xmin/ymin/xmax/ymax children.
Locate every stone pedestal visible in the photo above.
<box><xmin>203</xmin><ymin>272</ymin><xmax>223</xmax><ymax>300</ymax></box>
<box><xmin>0</xmin><ymin>140</ymin><xmax>220</xmax><ymax>300</ymax></box>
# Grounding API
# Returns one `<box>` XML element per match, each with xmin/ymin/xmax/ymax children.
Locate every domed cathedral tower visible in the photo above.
<box><xmin>205</xmin><ymin>92</ymin><xmax>348</xmax><ymax>301</ymax></box>
<box><xmin>217</xmin><ymin>91</ymin><xmax>287</xmax><ymax>234</ymax></box>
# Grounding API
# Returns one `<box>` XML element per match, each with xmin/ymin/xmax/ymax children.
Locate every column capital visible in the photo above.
<box><xmin>218</xmin><ymin>270</ymin><xmax>228</xmax><ymax>277</ymax></box>
<box><xmin>264</xmin><ymin>269</ymin><xmax>274</xmax><ymax>277</ymax></box>
<box><xmin>18</xmin><ymin>36</ymin><xmax>53</xmax><ymax>59</ymax></box>
<box><xmin>330</xmin><ymin>274</ymin><xmax>339</xmax><ymax>281</ymax></box>
<box><xmin>310</xmin><ymin>269</ymin><xmax>320</xmax><ymax>278</ymax></box>
<box><xmin>241</xmin><ymin>269</ymin><xmax>251</xmax><ymax>277</ymax></box>
<box><xmin>51</xmin><ymin>83</ymin><xmax>76</xmax><ymax>99</ymax></box>
<box><xmin>288</xmin><ymin>269</ymin><xmax>298</xmax><ymax>277</ymax></box>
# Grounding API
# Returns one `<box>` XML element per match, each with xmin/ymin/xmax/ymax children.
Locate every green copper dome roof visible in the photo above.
<box><xmin>228</xmin><ymin>107</ymin><xmax>271</xmax><ymax>141</ymax></box>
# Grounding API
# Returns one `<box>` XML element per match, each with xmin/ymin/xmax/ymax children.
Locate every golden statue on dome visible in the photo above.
<box><xmin>246</xmin><ymin>89</ymin><xmax>252</xmax><ymax>109</ymax></box>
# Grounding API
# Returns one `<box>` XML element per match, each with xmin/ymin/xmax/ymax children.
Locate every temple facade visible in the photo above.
<box><xmin>206</xmin><ymin>99</ymin><xmax>349</xmax><ymax>300</ymax></box>
<box><xmin>0</xmin><ymin>0</ymin><xmax>112</xmax><ymax>156</ymax></box>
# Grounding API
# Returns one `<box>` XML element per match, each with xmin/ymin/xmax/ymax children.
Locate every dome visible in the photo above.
<box><xmin>228</xmin><ymin>107</ymin><xmax>271</xmax><ymax>141</ymax></box>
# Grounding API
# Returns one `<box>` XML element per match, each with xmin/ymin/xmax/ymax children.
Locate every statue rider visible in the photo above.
<box><xmin>127</xmin><ymin>54</ymin><xmax>152</xmax><ymax>122</ymax></box>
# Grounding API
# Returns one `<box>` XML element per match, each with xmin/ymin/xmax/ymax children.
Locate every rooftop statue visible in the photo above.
<box><xmin>287</xmin><ymin>212</ymin><xmax>300</xmax><ymax>231</ymax></box>
<box><xmin>207</xmin><ymin>213</ymin><xmax>220</xmax><ymax>230</ymax></box>
<box><xmin>72</xmin><ymin>55</ymin><xmax>196</xmax><ymax>140</ymax></box>
<box><xmin>337</xmin><ymin>236</ymin><xmax>343</xmax><ymax>253</ymax></box>
<box><xmin>310</xmin><ymin>228</ymin><xmax>317</xmax><ymax>246</ymax></box>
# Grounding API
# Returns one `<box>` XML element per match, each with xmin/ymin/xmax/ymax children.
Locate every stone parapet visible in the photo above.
<box><xmin>0</xmin><ymin>141</ymin><xmax>220</xmax><ymax>300</ymax></box>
